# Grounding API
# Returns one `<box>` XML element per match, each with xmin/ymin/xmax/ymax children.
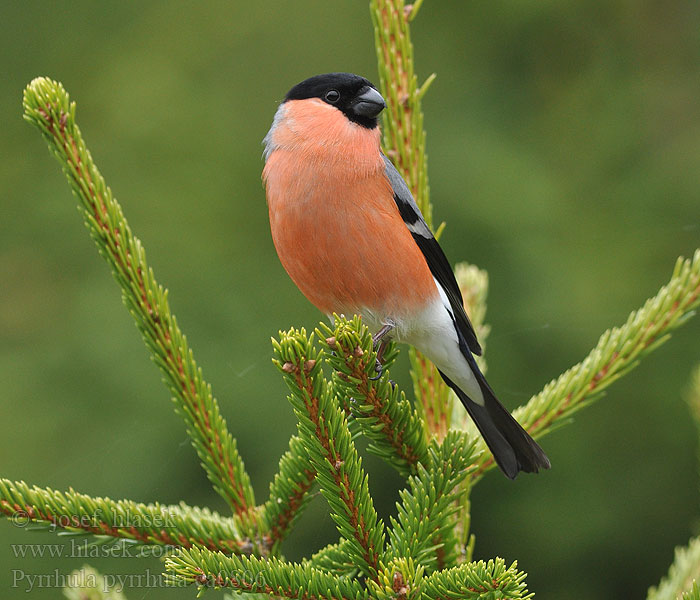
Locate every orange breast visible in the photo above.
<box><xmin>263</xmin><ymin>101</ymin><xmax>437</xmax><ymax>319</ymax></box>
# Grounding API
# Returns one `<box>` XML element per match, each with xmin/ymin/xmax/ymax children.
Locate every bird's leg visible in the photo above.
<box><xmin>372</xmin><ymin>322</ymin><xmax>394</xmax><ymax>345</ymax></box>
<box><xmin>369</xmin><ymin>322</ymin><xmax>394</xmax><ymax>380</ymax></box>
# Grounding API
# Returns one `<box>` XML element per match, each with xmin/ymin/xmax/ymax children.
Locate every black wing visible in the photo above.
<box><xmin>382</xmin><ymin>155</ymin><xmax>482</xmax><ymax>356</ymax></box>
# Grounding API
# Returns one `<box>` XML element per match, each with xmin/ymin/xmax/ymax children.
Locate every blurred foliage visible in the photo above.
<box><xmin>62</xmin><ymin>565</ymin><xmax>126</xmax><ymax>600</ymax></box>
<box><xmin>0</xmin><ymin>1</ymin><xmax>698</xmax><ymax>599</ymax></box>
<box><xmin>648</xmin><ymin>535</ymin><xmax>700</xmax><ymax>600</ymax></box>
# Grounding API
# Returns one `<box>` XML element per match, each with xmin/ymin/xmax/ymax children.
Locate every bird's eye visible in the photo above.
<box><xmin>325</xmin><ymin>90</ymin><xmax>340</xmax><ymax>103</ymax></box>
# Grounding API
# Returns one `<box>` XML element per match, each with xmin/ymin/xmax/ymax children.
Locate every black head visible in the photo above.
<box><xmin>284</xmin><ymin>72</ymin><xmax>386</xmax><ymax>129</ymax></box>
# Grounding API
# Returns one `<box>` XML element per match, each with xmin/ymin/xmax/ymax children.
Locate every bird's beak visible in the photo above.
<box><xmin>352</xmin><ymin>86</ymin><xmax>386</xmax><ymax>119</ymax></box>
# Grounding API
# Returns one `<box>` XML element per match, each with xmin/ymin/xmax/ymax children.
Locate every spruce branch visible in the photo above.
<box><xmin>371</xmin><ymin>0</ymin><xmax>433</xmax><ymax>224</ymax></box>
<box><xmin>647</xmin><ymin>536</ymin><xmax>700</xmax><ymax>600</ymax></box>
<box><xmin>472</xmin><ymin>250</ymin><xmax>700</xmax><ymax>478</ymax></box>
<box><xmin>410</xmin><ymin>350</ymin><xmax>453</xmax><ymax>442</ymax></box>
<box><xmin>307</xmin><ymin>541</ymin><xmax>358</xmax><ymax>577</ymax></box>
<box><xmin>371</xmin><ymin>3</ymin><xmax>488</xmax><ymax>574</ymax></box>
<box><xmin>318</xmin><ymin>316</ymin><xmax>429</xmax><ymax>476</ymax></box>
<box><xmin>22</xmin><ymin>77</ymin><xmax>255</xmax><ymax>518</ymax></box>
<box><xmin>14</xmin><ymin>3</ymin><xmax>698</xmax><ymax>597</ymax></box>
<box><xmin>263</xmin><ymin>434</ymin><xmax>317</xmax><ymax>552</ymax></box>
<box><xmin>165</xmin><ymin>546</ymin><xmax>368</xmax><ymax>600</ymax></box>
<box><xmin>421</xmin><ymin>558</ymin><xmax>531</xmax><ymax>600</ymax></box>
<box><xmin>370</xmin><ymin>0</ymin><xmax>452</xmax><ymax>440</ymax></box>
<box><xmin>0</xmin><ymin>478</ymin><xmax>255</xmax><ymax>554</ymax></box>
<box><xmin>683</xmin><ymin>582</ymin><xmax>700</xmax><ymax>600</ymax></box>
<box><xmin>368</xmin><ymin>557</ymin><xmax>424</xmax><ymax>600</ymax></box>
<box><xmin>386</xmin><ymin>431</ymin><xmax>476</xmax><ymax>572</ymax></box>
<box><xmin>272</xmin><ymin>328</ymin><xmax>385</xmax><ymax>579</ymax></box>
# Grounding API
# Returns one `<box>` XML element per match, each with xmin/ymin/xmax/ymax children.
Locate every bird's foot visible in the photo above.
<box><xmin>369</xmin><ymin>322</ymin><xmax>395</xmax><ymax>380</ymax></box>
<box><xmin>369</xmin><ymin>357</ymin><xmax>383</xmax><ymax>380</ymax></box>
<box><xmin>372</xmin><ymin>322</ymin><xmax>395</xmax><ymax>346</ymax></box>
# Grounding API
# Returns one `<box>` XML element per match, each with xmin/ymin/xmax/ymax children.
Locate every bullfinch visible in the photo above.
<box><xmin>262</xmin><ymin>72</ymin><xmax>550</xmax><ymax>479</ymax></box>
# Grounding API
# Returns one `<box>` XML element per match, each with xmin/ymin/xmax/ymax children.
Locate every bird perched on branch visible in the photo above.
<box><xmin>262</xmin><ymin>72</ymin><xmax>550</xmax><ymax>479</ymax></box>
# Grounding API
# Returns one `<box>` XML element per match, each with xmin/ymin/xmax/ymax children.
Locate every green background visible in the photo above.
<box><xmin>1</xmin><ymin>2</ymin><xmax>699</xmax><ymax>598</ymax></box>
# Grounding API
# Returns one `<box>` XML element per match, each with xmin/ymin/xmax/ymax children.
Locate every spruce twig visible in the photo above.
<box><xmin>273</xmin><ymin>328</ymin><xmax>385</xmax><ymax>580</ymax></box>
<box><xmin>370</xmin><ymin>0</ymin><xmax>450</xmax><ymax>441</ymax></box>
<box><xmin>472</xmin><ymin>250</ymin><xmax>700</xmax><ymax>478</ymax></box>
<box><xmin>410</xmin><ymin>351</ymin><xmax>453</xmax><ymax>442</ymax></box>
<box><xmin>368</xmin><ymin>557</ymin><xmax>424</xmax><ymax>600</ymax></box>
<box><xmin>319</xmin><ymin>316</ymin><xmax>429</xmax><ymax>476</ymax></box>
<box><xmin>371</xmin><ymin>0</ymin><xmax>433</xmax><ymax>223</ymax></box>
<box><xmin>646</xmin><ymin>366</ymin><xmax>700</xmax><ymax>600</ymax></box>
<box><xmin>262</xmin><ymin>435</ymin><xmax>317</xmax><ymax>552</ymax></box>
<box><xmin>22</xmin><ymin>77</ymin><xmax>255</xmax><ymax>519</ymax></box>
<box><xmin>0</xmin><ymin>478</ymin><xmax>253</xmax><ymax>554</ymax></box>
<box><xmin>647</xmin><ymin>536</ymin><xmax>700</xmax><ymax>600</ymax></box>
<box><xmin>11</xmin><ymin>3</ymin><xmax>700</xmax><ymax>598</ymax></box>
<box><xmin>683</xmin><ymin>582</ymin><xmax>700</xmax><ymax>600</ymax></box>
<box><xmin>421</xmin><ymin>558</ymin><xmax>532</xmax><ymax>600</ymax></box>
<box><xmin>371</xmin><ymin>0</ymin><xmax>493</xmax><ymax>575</ymax></box>
<box><xmin>307</xmin><ymin>542</ymin><xmax>358</xmax><ymax>577</ymax></box>
<box><xmin>165</xmin><ymin>547</ymin><xmax>368</xmax><ymax>600</ymax></box>
<box><xmin>386</xmin><ymin>431</ymin><xmax>476</xmax><ymax>571</ymax></box>
<box><xmin>165</xmin><ymin>531</ymin><xmax>532</xmax><ymax>600</ymax></box>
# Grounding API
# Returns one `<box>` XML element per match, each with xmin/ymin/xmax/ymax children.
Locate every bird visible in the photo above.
<box><xmin>262</xmin><ymin>72</ymin><xmax>550</xmax><ymax>479</ymax></box>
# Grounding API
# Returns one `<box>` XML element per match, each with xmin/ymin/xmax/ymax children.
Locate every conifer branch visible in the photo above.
<box><xmin>647</xmin><ymin>536</ymin><xmax>700</xmax><ymax>600</ymax></box>
<box><xmin>421</xmin><ymin>558</ymin><xmax>531</xmax><ymax>600</ymax></box>
<box><xmin>13</xmin><ymin>4</ymin><xmax>697</xmax><ymax>597</ymax></box>
<box><xmin>371</xmin><ymin>0</ymin><xmax>452</xmax><ymax>440</ymax></box>
<box><xmin>263</xmin><ymin>435</ymin><xmax>317</xmax><ymax>551</ymax></box>
<box><xmin>370</xmin><ymin>2</ymin><xmax>487</xmax><ymax>575</ymax></box>
<box><xmin>472</xmin><ymin>250</ymin><xmax>700</xmax><ymax>478</ymax></box>
<box><xmin>386</xmin><ymin>431</ymin><xmax>476</xmax><ymax>572</ymax></box>
<box><xmin>683</xmin><ymin>583</ymin><xmax>700</xmax><ymax>600</ymax></box>
<box><xmin>165</xmin><ymin>546</ymin><xmax>369</xmax><ymax>600</ymax></box>
<box><xmin>371</xmin><ymin>0</ymin><xmax>433</xmax><ymax>223</ymax></box>
<box><xmin>367</xmin><ymin>557</ymin><xmax>424</xmax><ymax>600</ymax></box>
<box><xmin>410</xmin><ymin>352</ymin><xmax>453</xmax><ymax>443</ymax></box>
<box><xmin>318</xmin><ymin>316</ymin><xmax>429</xmax><ymax>476</ymax></box>
<box><xmin>307</xmin><ymin>542</ymin><xmax>358</xmax><ymax>577</ymax></box>
<box><xmin>0</xmin><ymin>478</ymin><xmax>255</xmax><ymax>554</ymax></box>
<box><xmin>273</xmin><ymin>328</ymin><xmax>385</xmax><ymax>579</ymax></box>
<box><xmin>22</xmin><ymin>77</ymin><xmax>255</xmax><ymax>517</ymax></box>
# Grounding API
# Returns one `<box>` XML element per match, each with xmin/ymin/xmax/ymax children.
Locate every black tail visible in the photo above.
<box><xmin>440</xmin><ymin>369</ymin><xmax>551</xmax><ymax>479</ymax></box>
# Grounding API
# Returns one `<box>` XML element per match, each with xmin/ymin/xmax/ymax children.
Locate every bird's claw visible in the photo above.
<box><xmin>369</xmin><ymin>358</ymin><xmax>383</xmax><ymax>380</ymax></box>
<box><xmin>369</xmin><ymin>322</ymin><xmax>394</xmax><ymax>381</ymax></box>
